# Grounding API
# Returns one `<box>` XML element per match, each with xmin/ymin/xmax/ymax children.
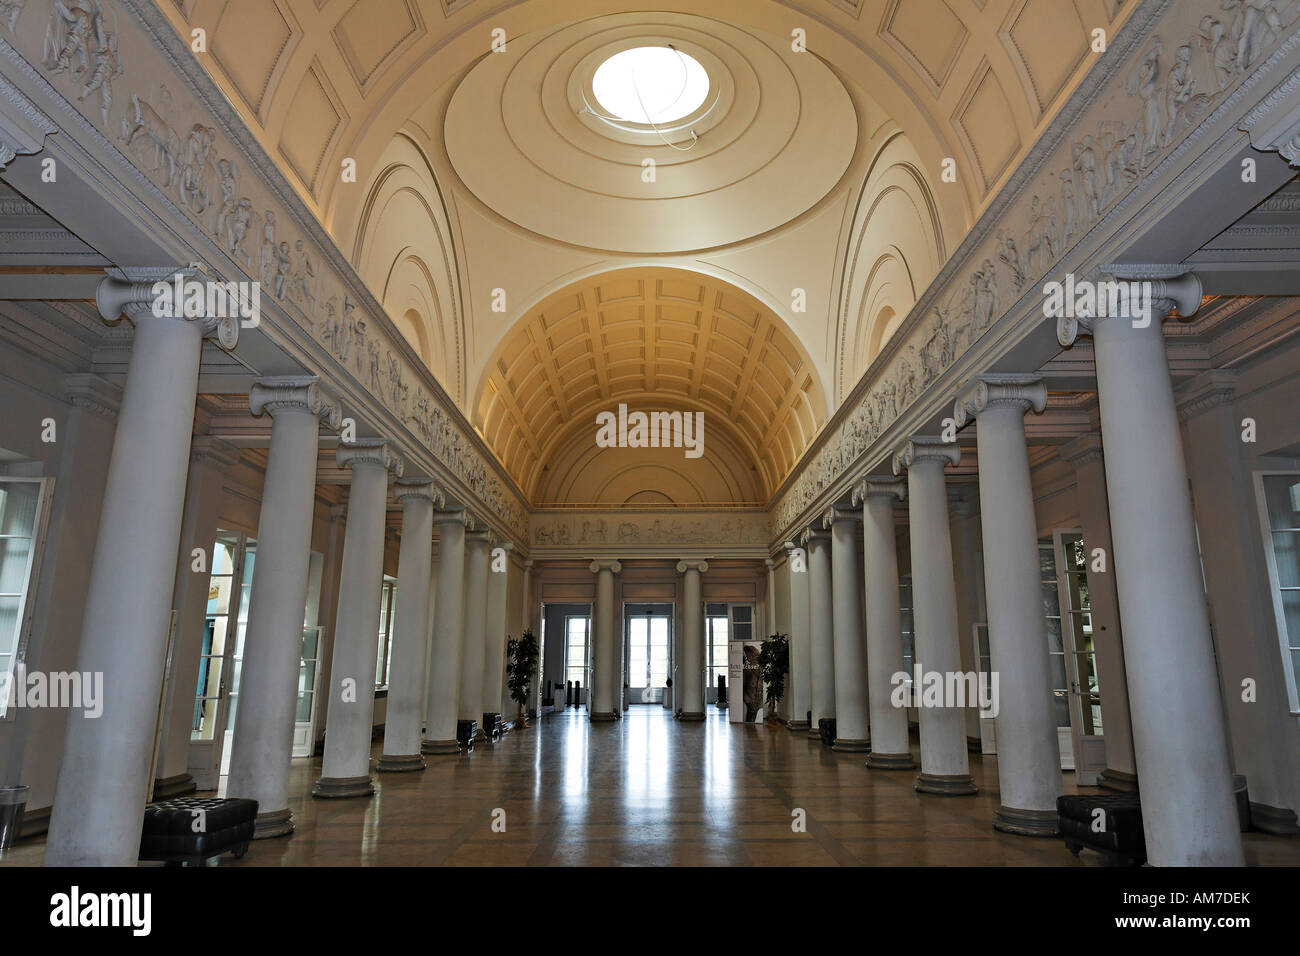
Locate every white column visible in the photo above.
<box><xmin>825</xmin><ymin>507</ymin><xmax>870</xmax><ymax>751</ymax></box>
<box><xmin>955</xmin><ymin>375</ymin><xmax>1062</xmax><ymax>833</ymax></box>
<box><xmin>854</xmin><ymin>479</ymin><xmax>915</xmax><ymax>769</ymax></box>
<box><xmin>458</xmin><ymin>526</ymin><xmax>492</xmax><ymax>730</ymax></box>
<box><xmin>786</xmin><ymin>541</ymin><xmax>812</xmax><ymax>732</ymax></box>
<box><xmin>378</xmin><ymin>480</ymin><xmax>443</xmax><ymax>771</ymax></box>
<box><xmin>422</xmin><ymin>510</ymin><xmax>467</xmax><ymax>753</ymax></box>
<box><xmin>590</xmin><ymin>560</ymin><xmax>623</xmax><ymax>720</ymax></box>
<box><xmin>46</xmin><ymin>275</ymin><xmax>239</xmax><ymax>867</ymax></box>
<box><xmin>675</xmin><ymin>561</ymin><xmax>708</xmax><ymax>720</ymax></box>
<box><xmin>314</xmin><ymin>439</ymin><xmax>402</xmax><ymax>797</ymax></box>
<box><xmin>948</xmin><ymin>488</ymin><xmax>984</xmax><ymax>748</ymax></box>
<box><xmin>1060</xmin><ymin>433</ymin><xmax>1137</xmax><ymax>791</ymax></box>
<box><xmin>481</xmin><ymin>541</ymin><xmax>512</xmax><ymax>724</ymax></box>
<box><xmin>802</xmin><ymin>527</ymin><xmax>835</xmax><ymax>739</ymax></box>
<box><xmin>228</xmin><ymin>378</ymin><xmax>341</xmax><ymax>836</ymax></box>
<box><xmin>1057</xmin><ymin>272</ymin><xmax>1243</xmax><ymax>865</ymax></box>
<box><xmin>892</xmin><ymin>437</ymin><xmax>976</xmax><ymax>795</ymax></box>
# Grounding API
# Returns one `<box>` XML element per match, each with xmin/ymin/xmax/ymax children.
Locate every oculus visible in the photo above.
<box><xmin>591</xmin><ymin>45</ymin><xmax>709</xmax><ymax>127</ymax></box>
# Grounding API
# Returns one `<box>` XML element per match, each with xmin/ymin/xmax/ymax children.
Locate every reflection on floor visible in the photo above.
<box><xmin>6</xmin><ymin>706</ymin><xmax>1299</xmax><ymax>866</ymax></box>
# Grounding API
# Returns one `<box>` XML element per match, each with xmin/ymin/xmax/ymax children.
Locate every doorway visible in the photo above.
<box><xmin>624</xmin><ymin>604</ymin><xmax>672</xmax><ymax>704</ymax></box>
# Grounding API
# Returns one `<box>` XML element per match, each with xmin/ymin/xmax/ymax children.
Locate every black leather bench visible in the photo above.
<box><xmin>139</xmin><ymin>796</ymin><xmax>258</xmax><ymax>866</ymax></box>
<box><xmin>818</xmin><ymin>717</ymin><xmax>837</xmax><ymax>747</ymax></box>
<box><xmin>1058</xmin><ymin>793</ymin><xmax>1146</xmax><ymax>867</ymax></box>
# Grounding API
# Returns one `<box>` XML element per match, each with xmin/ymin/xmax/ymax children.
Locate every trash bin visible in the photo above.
<box><xmin>0</xmin><ymin>785</ymin><xmax>29</xmax><ymax>849</ymax></box>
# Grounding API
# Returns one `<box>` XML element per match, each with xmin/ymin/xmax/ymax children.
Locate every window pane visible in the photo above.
<box><xmin>0</xmin><ymin>482</ymin><xmax>39</xmax><ymax>537</ymax></box>
<box><xmin>1263</xmin><ymin>475</ymin><xmax>1300</xmax><ymax>531</ymax></box>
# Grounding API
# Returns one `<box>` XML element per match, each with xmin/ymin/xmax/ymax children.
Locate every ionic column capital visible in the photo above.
<box><xmin>674</xmin><ymin>560</ymin><xmax>707</xmax><ymax>574</ymax></box>
<box><xmin>591</xmin><ymin>559</ymin><xmax>624</xmax><ymax>574</ymax></box>
<box><xmin>764</xmin><ymin>557</ymin><xmax>776</xmax><ymax>570</ymax></box>
<box><xmin>822</xmin><ymin>506</ymin><xmax>860</xmax><ymax>529</ymax></box>
<box><xmin>1059</xmin><ymin>432</ymin><xmax>1104</xmax><ymax>467</ymax></box>
<box><xmin>249</xmin><ymin>376</ymin><xmax>342</xmax><ymax>429</ymax></box>
<box><xmin>892</xmin><ymin>436</ymin><xmax>960</xmax><ymax>475</ymax></box>
<box><xmin>466</xmin><ymin>527</ymin><xmax>493</xmax><ymax>547</ymax></box>
<box><xmin>953</xmin><ymin>374</ymin><xmax>1046</xmax><ymax>428</ymax></box>
<box><xmin>1056</xmin><ymin>271</ymin><xmax>1202</xmax><ymax>347</ymax></box>
<box><xmin>337</xmin><ymin>438</ymin><xmax>403</xmax><ymax>477</ymax></box>
<box><xmin>96</xmin><ymin>270</ymin><xmax>241</xmax><ymax>350</ymax></box>
<box><xmin>433</xmin><ymin>508</ymin><xmax>469</xmax><ymax>527</ymax></box>
<box><xmin>394</xmin><ymin>479</ymin><xmax>445</xmax><ymax>508</ymax></box>
<box><xmin>852</xmin><ymin>477</ymin><xmax>905</xmax><ymax>506</ymax></box>
<box><xmin>798</xmin><ymin>526</ymin><xmax>830</xmax><ymax>546</ymax></box>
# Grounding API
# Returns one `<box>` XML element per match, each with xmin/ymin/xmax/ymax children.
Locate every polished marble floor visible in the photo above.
<box><xmin>5</xmin><ymin>706</ymin><xmax>1299</xmax><ymax>866</ymax></box>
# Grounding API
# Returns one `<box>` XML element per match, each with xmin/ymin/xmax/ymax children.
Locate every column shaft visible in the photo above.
<box><xmin>481</xmin><ymin>547</ymin><xmax>510</xmax><ymax>723</ymax></box>
<box><xmin>860</xmin><ymin>485</ymin><xmax>914</xmax><ymax>768</ymax></box>
<box><xmin>229</xmin><ymin>387</ymin><xmax>334</xmax><ymax>833</ymax></box>
<box><xmin>590</xmin><ymin>562</ymin><xmax>621</xmax><ymax>720</ymax></box>
<box><xmin>896</xmin><ymin>440</ymin><xmax>976</xmax><ymax>795</ymax></box>
<box><xmin>458</xmin><ymin>531</ymin><xmax>491</xmax><ymax>725</ymax></box>
<box><xmin>828</xmin><ymin>511</ymin><xmax>869</xmax><ymax>750</ymax></box>
<box><xmin>46</xmin><ymin>312</ymin><xmax>205</xmax><ymax>867</ymax></box>
<box><xmin>423</xmin><ymin>514</ymin><xmax>466</xmax><ymax>752</ymax></box>
<box><xmin>1092</xmin><ymin>315</ymin><xmax>1243</xmax><ymax>865</ymax></box>
<box><xmin>677</xmin><ymin>562</ymin><xmax>706</xmax><ymax>720</ymax></box>
<box><xmin>806</xmin><ymin>532</ymin><xmax>835</xmax><ymax>738</ymax></box>
<box><xmin>787</xmin><ymin>546</ymin><xmax>812</xmax><ymax>731</ymax></box>
<box><xmin>378</xmin><ymin>483</ymin><xmax>438</xmax><ymax>771</ymax></box>
<box><xmin>315</xmin><ymin>443</ymin><xmax>399</xmax><ymax>797</ymax></box>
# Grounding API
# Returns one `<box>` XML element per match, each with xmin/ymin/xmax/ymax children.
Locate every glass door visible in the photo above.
<box><xmin>971</xmin><ymin>623</ymin><xmax>996</xmax><ymax>754</ymax></box>
<box><xmin>1053</xmin><ymin>529</ymin><xmax>1105</xmax><ymax>783</ymax></box>
<box><xmin>564</xmin><ymin>614</ymin><xmax>591</xmax><ymax>707</ymax></box>
<box><xmin>624</xmin><ymin>604</ymin><xmax>671</xmax><ymax>704</ymax></box>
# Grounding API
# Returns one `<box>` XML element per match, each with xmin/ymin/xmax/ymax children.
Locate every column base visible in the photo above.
<box><xmin>915</xmin><ymin>772</ymin><xmax>978</xmax><ymax>796</ymax></box>
<box><xmin>1098</xmin><ymin>768</ymin><xmax>1139</xmax><ymax>792</ymax></box>
<box><xmin>311</xmin><ymin>775</ymin><xmax>375</xmax><ymax>799</ymax></box>
<box><xmin>151</xmin><ymin>773</ymin><xmax>197</xmax><ymax>800</ymax></box>
<box><xmin>589</xmin><ymin>712</ymin><xmax>617</xmax><ymax>722</ymax></box>
<box><xmin>377</xmin><ymin>753</ymin><xmax>427</xmax><ymax>773</ymax></box>
<box><xmin>252</xmin><ymin>808</ymin><xmax>295</xmax><ymax>840</ymax></box>
<box><xmin>785</xmin><ymin>720</ymin><xmax>810</xmax><ymax>732</ymax></box>
<box><xmin>421</xmin><ymin>738</ymin><xmax>461</xmax><ymax>755</ymax></box>
<box><xmin>676</xmin><ymin>712</ymin><xmax>705</xmax><ymax>721</ymax></box>
<box><xmin>832</xmin><ymin>738</ymin><xmax>871</xmax><ymax>753</ymax></box>
<box><xmin>866</xmin><ymin>751</ymin><xmax>917</xmax><ymax>770</ymax></box>
<box><xmin>993</xmin><ymin>805</ymin><xmax>1060</xmax><ymax>837</ymax></box>
<box><xmin>806</xmin><ymin>726</ymin><xmax>822</xmax><ymax>739</ymax></box>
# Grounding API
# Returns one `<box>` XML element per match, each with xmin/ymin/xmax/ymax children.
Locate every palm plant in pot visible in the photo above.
<box><xmin>506</xmin><ymin>629</ymin><xmax>540</xmax><ymax>729</ymax></box>
<box><xmin>758</xmin><ymin>632</ymin><xmax>789</xmax><ymax>724</ymax></box>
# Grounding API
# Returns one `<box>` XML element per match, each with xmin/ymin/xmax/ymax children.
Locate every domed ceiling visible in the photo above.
<box><xmin>476</xmin><ymin>268</ymin><xmax>827</xmax><ymax>499</ymax></box>
<box><xmin>443</xmin><ymin>12</ymin><xmax>858</xmax><ymax>253</ymax></box>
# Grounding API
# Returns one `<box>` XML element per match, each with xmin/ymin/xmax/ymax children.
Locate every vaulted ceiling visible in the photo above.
<box><xmin>475</xmin><ymin>268</ymin><xmax>827</xmax><ymax>499</ymax></box>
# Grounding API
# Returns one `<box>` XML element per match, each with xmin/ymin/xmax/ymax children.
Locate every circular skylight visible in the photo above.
<box><xmin>592</xmin><ymin>46</ymin><xmax>710</xmax><ymax>125</ymax></box>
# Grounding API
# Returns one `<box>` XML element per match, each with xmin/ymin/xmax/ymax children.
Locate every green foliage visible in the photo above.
<box><xmin>506</xmin><ymin>629</ymin><xmax>540</xmax><ymax>708</ymax></box>
<box><xmin>758</xmin><ymin>633</ymin><xmax>789</xmax><ymax>705</ymax></box>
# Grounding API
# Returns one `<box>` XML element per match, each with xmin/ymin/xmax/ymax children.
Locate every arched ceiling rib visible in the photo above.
<box><xmin>475</xmin><ymin>269</ymin><xmax>828</xmax><ymax>501</ymax></box>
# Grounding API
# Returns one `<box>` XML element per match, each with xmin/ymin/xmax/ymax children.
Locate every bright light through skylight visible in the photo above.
<box><xmin>592</xmin><ymin>46</ymin><xmax>709</xmax><ymax>125</ymax></box>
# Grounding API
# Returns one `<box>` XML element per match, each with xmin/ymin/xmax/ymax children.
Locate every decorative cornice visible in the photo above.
<box><xmin>1059</xmin><ymin>432</ymin><xmax>1105</xmax><ymax>467</ymax></box>
<box><xmin>674</xmin><ymin>560</ymin><xmax>708</xmax><ymax>574</ymax></box>
<box><xmin>892</xmin><ymin>437</ymin><xmax>961</xmax><ymax>475</ymax></box>
<box><xmin>336</xmin><ymin>439</ymin><xmax>403</xmax><ymax>477</ymax></box>
<box><xmin>189</xmin><ymin>436</ymin><xmax>242</xmax><ymax>472</ymax></box>
<box><xmin>63</xmin><ymin>372</ymin><xmax>121</xmax><ymax>420</ymax></box>
<box><xmin>1176</xmin><ymin>369</ymin><xmax>1239</xmax><ymax>422</ymax></box>
<box><xmin>953</xmin><ymin>374</ymin><xmax>1047</xmax><ymax>428</ymax></box>
<box><xmin>852</xmin><ymin>477</ymin><xmax>905</xmax><ymax>506</ymax></box>
<box><xmin>0</xmin><ymin>66</ymin><xmax>56</xmax><ymax>168</ymax></box>
<box><xmin>249</xmin><ymin>376</ymin><xmax>342</xmax><ymax>429</ymax></box>
<box><xmin>591</xmin><ymin>559</ymin><xmax>624</xmax><ymax>573</ymax></box>
<box><xmin>1238</xmin><ymin>64</ymin><xmax>1300</xmax><ymax>167</ymax></box>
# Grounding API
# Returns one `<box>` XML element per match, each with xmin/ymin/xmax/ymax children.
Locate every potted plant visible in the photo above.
<box><xmin>506</xmin><ymin>629</ymin><xmax>540</xmax><ymax>729</ymax></box>
<box><xmin>757</xmin><ymin>633</ymin><xmax>789</xmax><ymax>723</ymax></box>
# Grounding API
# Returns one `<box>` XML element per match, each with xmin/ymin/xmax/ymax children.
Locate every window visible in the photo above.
<box><xmin>1256</xmin><ymin>472</ymin><xmax>1300</xmax><ymax>715</ymax></box>
<box><xmin>0</xmin><ymin>478</ymin><xmax>48</xmax><ymax>720</ymax></box>
<box><xmin>565</xmin><ymin>615</ymin><xmax>590</xmax><ymax>689</ymax></box>
<box><xmin>1040</xmin><ymin>541</ymin><xmax>1072</xmax><ymax>730</ymax></box>
<box><xmin>1057</xmin><ymin>532</ymin><xmax>1101</xmax><ymax>735</ymax></box>
<box><xmin>707</xmin><ymin>604</ymin><xmax>728</xmax><ymax>694</ymax></box>
<box><xmin>592</xmin><ymin>46</ymin><xmax>709</xmax><ymax>125</ymax></box>
<box><xmin>899</xmin><ymin>576</ymin><xmax>914</xmax><ymax>706</ymax></box>
<box><xmin>375</xmin><ymin>577</ymin><xmax>397</xmax><ymax>689</ymax></box>
<box><xmin>192</xmin><ymin>532</ymin><xmax>254</xmax><ymax>740</ymax></box>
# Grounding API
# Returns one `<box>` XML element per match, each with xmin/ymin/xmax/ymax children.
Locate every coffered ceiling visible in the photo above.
<box><xmin>475</xmin><ymin>268</ymin><xmax>827</xmax><ymax>499</ymax></box>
